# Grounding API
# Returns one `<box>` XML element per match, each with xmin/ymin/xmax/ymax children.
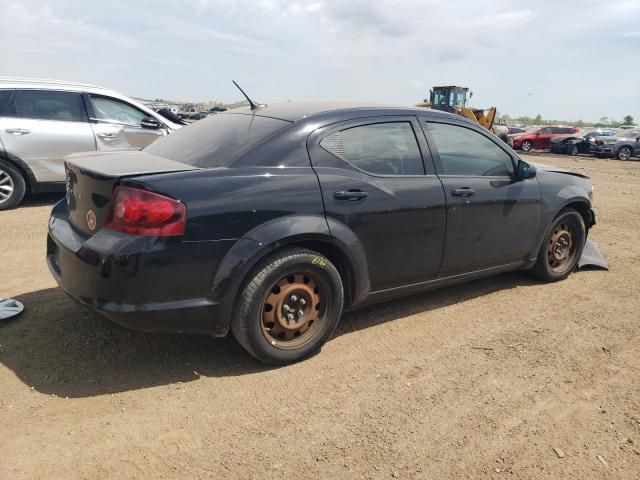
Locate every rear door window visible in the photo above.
<box><xmin>426</xmin><ymin>122</ymin><xmax>514</xmax><ymax>177</ymax></box>
<box><xmin>3</xmin><ymin>90</ymin><xmax>86</xmax><ymax>122</ymax></box>
<box><xmin>145</xmin><ymin>113</ymin><xmax>290</xmax><ymax>167</ymax></box>
<box><xmin>321</xmin><ymin>122</ymin><xmax>424</xmax><ymax>175</ymax></box>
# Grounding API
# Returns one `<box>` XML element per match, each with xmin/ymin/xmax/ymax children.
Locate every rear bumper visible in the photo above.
<box><xmin>46</xmin><ymin>200</ymin><xmax>234</xmax><ymax>336</ymax></box>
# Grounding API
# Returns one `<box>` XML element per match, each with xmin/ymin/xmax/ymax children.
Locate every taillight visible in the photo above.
<box><xmin>105</xmin><ymin>186</ymin><xmax>186</xmax><ymax>236</ymax></box>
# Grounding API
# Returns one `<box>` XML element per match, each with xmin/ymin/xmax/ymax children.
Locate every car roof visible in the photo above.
<box><xmin>226</xmin><ymin>101</ymin><xmax>448</xmax><ymax>122</ymax></box>
<box><xmin>0</xmin><ymin>77</ymin><xmax>116</xmax><ymax>96</ymax></box>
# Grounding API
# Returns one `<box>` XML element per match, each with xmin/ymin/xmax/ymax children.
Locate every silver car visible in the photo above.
<box><xmin>0</xmin><ymin>78</ymin><xmax>182</xmax><ymax>209</ymax></box>
<box><xmin>594</xmin><ymin>129</ymin><xmax>640</xmax><ymax>160</ymax></box>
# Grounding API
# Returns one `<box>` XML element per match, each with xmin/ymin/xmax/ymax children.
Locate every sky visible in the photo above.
<box><xmin>1</xmin><ymin>0</ymin><xmax>639</xmax><ymax>122</ymax></box>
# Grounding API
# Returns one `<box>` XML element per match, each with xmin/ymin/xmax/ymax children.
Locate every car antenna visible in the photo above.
<box><xmin>232</xmin><ymin>80</ymin><xmax>266</xmax><ymax>110</ymax></box>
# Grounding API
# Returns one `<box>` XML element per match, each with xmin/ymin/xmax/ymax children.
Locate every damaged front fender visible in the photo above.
<box><xmin>578</xmin><ymin>238</ymin><xmax>608</xmax><ymax>270</ymax></box>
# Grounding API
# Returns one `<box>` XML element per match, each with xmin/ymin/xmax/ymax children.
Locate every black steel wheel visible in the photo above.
<box><xmin>530</xmin><ymin>208</ymin><xmax>586</xmax><ymax>282</ymax></box>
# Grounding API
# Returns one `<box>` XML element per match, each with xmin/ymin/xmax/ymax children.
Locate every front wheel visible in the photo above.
<box><xmin>530</xmin><ymin>209</ymin><xmax>586</xmax><ymax>282</ymax></box>
<box><xmin>231</xmin><ymin>247</ymin><xmax>344</xmax><ymax>365</ymax></box>
<box><xmin>617</xmin><ymin>146</ymin><xmax>632</xmax><ymax>160</ymax></box>
<box><xmin>521</xmin><ymin>140</ymin><xmax>533</xmax><ymax>152</ymax></box>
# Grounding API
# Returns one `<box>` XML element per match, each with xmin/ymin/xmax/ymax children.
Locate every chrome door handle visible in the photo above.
<box><xmin>5</xmin><ymin>128</ymin><xmax>30</xmax><ymax>136</ymax></box>
<box><xmin>97</xmin><ymin>132</ymin><xmax>117</xmax><ymax>139</ymax></box>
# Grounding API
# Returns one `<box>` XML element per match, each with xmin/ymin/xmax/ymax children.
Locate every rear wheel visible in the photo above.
<box><xmin>567</xmin><ymin>144</ymin><xmax>579</xmax><ymax>156</ymax></box>
<box><xmin>521</xmin><ymin>140</ymin><xmax>533</xmax><ymax>152</ymax></box>
<box><xmin>231</xmin><ymin>247</ymin><xmax>344</xmax><ymax>365</ymax></box>
<box><xmin>0</xmin><ymin>160</ymin><xmax>26</xmax><ymax>211</ymax></box>
<box><xmin>617</xmin><ymin>146</ymin><xmax>632</xmax><ymax>160</ymax></box>
<box><xmin>530</xmin><ymin>209</ymin><xmax>586</xmax><ymax>282</ymax></box>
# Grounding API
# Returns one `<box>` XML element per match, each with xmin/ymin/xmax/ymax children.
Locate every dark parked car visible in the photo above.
<box><xmin>47</xmin><ymin>103</ymin><xmax>596</xmax><ymax>364</ymax></box>
<box><xmin>594</xmin><ymin>129</ymin><xmax>640</xmax><ymax>160</ymax></box>
<box><xmin>511</xmin><ymin>126</ymin><xmax>580</xmax><ymax>152</ymax></box>
<box><xmin>508</xmin><ymin>126</ymin><xmax>526</xmax><ymax>135</ymax></box>
<box><xmin>550</xmin><ymin>129</ymin><xmax>616</xmax><ymax>155</ymax></box>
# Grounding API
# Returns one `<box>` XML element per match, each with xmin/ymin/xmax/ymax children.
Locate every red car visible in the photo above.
<box><xmin>510</xmin><ymin>126</ymin><xmax>580</xmax><ymax>152</ymax></box>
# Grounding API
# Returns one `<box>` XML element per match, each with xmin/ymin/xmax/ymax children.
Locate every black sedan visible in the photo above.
<box><xmin>550</xmin><ymin>130</ymin><xmax>617</xmax><ymax>156</ymax></box>
<box><xmin>48</xmin><ymin>103</ymin><xmax>596</xmax><ymax>364</ymax></box>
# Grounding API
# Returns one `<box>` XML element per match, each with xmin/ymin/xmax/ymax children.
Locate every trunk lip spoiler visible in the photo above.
<box><xmin>65</xmin><ymin>150</ymin><xmax>199</xmax><ymax>178</ymax></box>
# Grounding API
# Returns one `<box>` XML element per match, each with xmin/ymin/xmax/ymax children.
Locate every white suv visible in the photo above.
<box><xmin>0</xmin><ymin>78</ymin><xmax>182</xmax><ymax>209</ymax></box>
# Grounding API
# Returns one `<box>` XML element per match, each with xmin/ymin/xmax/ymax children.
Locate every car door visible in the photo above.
<box><xmin>423</xmin><ymin>121</ymin><xmax>541</xmax><ymax>277</ymax></box>
<box><xmin>534</xmin><ymin>127</ymin><xmax>554</xmax><ymax>149</ymax></box>
<box><xmin>308</xmin><ymin>117</ymin><xmax>447</xmax><ymax>292</ymax></box>
<box><xmin>85</xmin><ymin>94</ymin><xmax>167</xmax><ymax>151</ymax></box>
<box><xmin>0</xmin><ymin>89</ymin><xmax>96</xmax><ymax>183</ymax></box>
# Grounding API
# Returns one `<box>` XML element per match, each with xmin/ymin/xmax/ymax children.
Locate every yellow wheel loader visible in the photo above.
<box><xmin>416</xmin><ymin>86</ymin><xmax>511</xmax><ymax>145</ymax></box>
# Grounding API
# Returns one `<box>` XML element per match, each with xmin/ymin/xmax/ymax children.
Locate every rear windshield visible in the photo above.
<box><xmin>145</xmin><ymin>113</ymin><xmax>290</xmax><ymax>167</ymax></box>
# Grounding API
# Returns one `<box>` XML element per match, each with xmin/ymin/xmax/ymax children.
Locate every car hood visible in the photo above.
<box><xmin>529</xmin><ymin>162</ymin><xmax>590</xmax><ymax>179</ymax></box>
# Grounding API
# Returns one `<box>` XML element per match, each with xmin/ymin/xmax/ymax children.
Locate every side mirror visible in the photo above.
<box><xmin>516</xmin><ymin>160</ymin><xmax>536</xmax><ymax>180</ymax></box>
<box><xmin>141</xmin><ymin>117</ymin><xmax>161</xmax><ymax>130</ymax></box>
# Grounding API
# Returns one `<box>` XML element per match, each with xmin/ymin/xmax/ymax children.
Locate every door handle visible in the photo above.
<box><xmin>97</xmin><ymin>132</ymin><xmax>117</xmax><ymax>139</ymax></box>
<box><xmin>5</xmin><ymin>128</ymin><xmax>30</xmax><ymax>136</ymax></box>
<box><xmin>334</xmin><ymin>190</ymin><xmax>368</xmax><ymax>200</ymax></box>
<box><xmin>451</xmin><ymin>187</ymin><xmax>476</xmax><ymax>197</ymax></box>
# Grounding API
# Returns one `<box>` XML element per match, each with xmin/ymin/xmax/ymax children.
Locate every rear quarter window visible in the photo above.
<box><xmin>145</xmin><ymin>113</ymin><xmax>290</xmax><ymax>167</ymax></box>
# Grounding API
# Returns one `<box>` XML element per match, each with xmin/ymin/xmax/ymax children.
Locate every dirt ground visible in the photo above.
<box><xmin>1</xmin><ymin>153</ymin><xmax>639</xmax><ymax>479</ymax></box>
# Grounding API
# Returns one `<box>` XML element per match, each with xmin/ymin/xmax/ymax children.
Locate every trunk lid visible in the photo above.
<box><xmin>65</xmin><ymin>151</ymin><xmax>198</xmax><ymax>236</ymax></box>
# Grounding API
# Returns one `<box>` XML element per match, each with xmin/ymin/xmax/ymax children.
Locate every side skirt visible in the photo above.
<box><xmin>350</xmin><ymin>261</ymin><xmax>526</xmax><ymax>309</ymax></box>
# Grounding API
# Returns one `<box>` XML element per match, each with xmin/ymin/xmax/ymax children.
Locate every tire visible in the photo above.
<box><xmin>231</xmin><ymin>247</ymin><xmax>344</xmax><ymax>365</ymax></box>
<box><xmin>617</xmin><ymin>146</ymin><xmax>632</xmax><ymax>161</ymax></box>
<box><xmin>0</xmin><ymin>159</ymin><xmax>26</xmax><ymax>211</ymax></box>
<box><xmin>521</xmin><ymin>140</ymin><xmax>533</xmax><ymax>152</ymax></box>
<box><xmin>530</xmin><ymin>208</ymin><xmax>586</xmax><ymax>282</ymax></box>
<box><xmin>567</xmin><ymin>144</ymin><xmax>579</xmax><ymax>156</ymax></box>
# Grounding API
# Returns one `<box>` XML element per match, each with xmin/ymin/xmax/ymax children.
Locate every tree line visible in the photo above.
<box><xmin>501</xmin><ymin>114</ymin><xmax>635</xmax><ymax>128</ymax></box>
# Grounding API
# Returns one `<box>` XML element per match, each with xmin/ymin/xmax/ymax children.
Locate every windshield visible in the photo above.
<box><xmin>145</xmin><ymin>113</ymin><xmax>290</xmax><ymax>167</ymax></box>
<box><xmin>432</xmin><ymin>89</ymin><xmax>449</xmax><ymax>107</ymax></box>
<box><xmin>450</xmin><ymin>89</ymin><xmax>467</xmax><ymax>108</ymax></box>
